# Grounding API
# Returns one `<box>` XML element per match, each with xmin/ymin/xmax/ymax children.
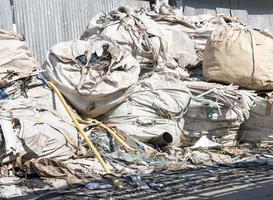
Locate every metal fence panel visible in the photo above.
<box><xmin>237</xmin><ymin>0</ymin><xmax>273</xmax><ymax>30</ymax></box>
<box><xmin>14</xmin><ymin>0</ymin><xmax>149</xmax><ymax>63</ymax></box>
<box><xmin>15</xmin><ymin>0</ymin><xmax>66</xmax><ymax>63</ymax></box>
<box><xmin>181</xmin><ymin>0</ymin><xmax>273</xmax><ymax>32</ymax></box>
<box><xmin>0</xmin><ymin>0</ymin><xmax>13</xmax><ymax>31</ymax></box>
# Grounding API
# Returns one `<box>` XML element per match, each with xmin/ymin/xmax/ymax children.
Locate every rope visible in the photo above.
<box><xmin>248</xmin><ymin>29</ymin><xmax>256</xmax><ymax>87</ymax></box>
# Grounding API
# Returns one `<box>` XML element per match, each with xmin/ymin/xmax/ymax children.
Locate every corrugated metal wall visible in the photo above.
<box><xmin>0</xmin><ymin>0</ymin><xmax>13</xmax><ymax>31</ymax></box>
<box><xmin>180</xmin><ymin>0</ymin><xmax>273</xmax><ymax>32</ymax></box>
<box><xmin>13</xmin><ymin>0</ymin><xmax>149</xmax><ymax>63</ymax></box>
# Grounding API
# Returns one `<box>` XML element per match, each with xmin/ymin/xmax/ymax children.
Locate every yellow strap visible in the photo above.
<box><xmin>48</xmin><ymin>81</ymin><xmax>111</xmax><ymax>174</ymax></box>
<box><xmin>77</xmin><ymin>118</ymin><xmax>138</xmax><ymax>154</ymax></box>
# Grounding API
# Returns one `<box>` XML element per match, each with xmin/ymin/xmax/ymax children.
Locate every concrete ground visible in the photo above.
<box><xmin>3</xmin><ymin>163</ymin><xmax>273</xmax><ymax>199</ymax></box>
<box><xmin>183</xmin><ymin>175</ymin><xmax>273</xmax><ymax>200</ymax></box>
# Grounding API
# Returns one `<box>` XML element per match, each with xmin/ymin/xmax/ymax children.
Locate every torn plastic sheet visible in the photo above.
<box><xmin>191</xmin><ymin>135</ymin><xmax>221</xmax><ymax>149</ymax></box>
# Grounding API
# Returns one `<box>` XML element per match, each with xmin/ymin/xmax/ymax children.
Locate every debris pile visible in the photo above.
<box><xmin>101</xmin><ymin>73</ymin><xmax>191</xmax><ymax>145</ymax></box>
<box><xmin>0</xmin><ymin>29</ymin><xmax>39</xmax><ymax>98</ymax></box>
<box><xmin>43</xmin><ymin>39</ymin><xmax>140</xmax><ymax>117</ymax></box>
<box><xmin>239</xmin><ymin>96</ymin><xmax>273</xmax><ymax>144</ymax></box>
<box><xmin>1</xmin><ymin>3</ymin><xmax>273</xmax><ymax>199</ymax></box>
<box><xmin>183</xmin><ymin>81</ymin><xmax>255</xmax><ymax>146</ymax></box>
<box><xmin>80</xmin><ymin>6</ymin><xmax>198</xmax><ymax>77</ymax></box>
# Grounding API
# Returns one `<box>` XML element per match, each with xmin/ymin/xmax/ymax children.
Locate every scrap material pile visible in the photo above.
<box><xmin>1</xmin><ymin>2</ymin><xmax>273</xmax><ymax>198</ymax></box>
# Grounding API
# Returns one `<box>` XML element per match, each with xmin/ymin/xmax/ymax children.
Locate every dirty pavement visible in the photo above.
<box><xmin>1</xmin><ymin>1</ymin><xmax>273</xmax><ymax>199</ymax></box>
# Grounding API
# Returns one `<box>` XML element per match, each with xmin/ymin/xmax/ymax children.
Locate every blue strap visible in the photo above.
<box><xmin>0</xmin><ymin>89</ymin><xmax>9</xmax><ymax>99</ymax></box>
<box><xmin>37</xmin><ymin>73</ymin><xmax>50</xmax><ymax>88</ymax></box>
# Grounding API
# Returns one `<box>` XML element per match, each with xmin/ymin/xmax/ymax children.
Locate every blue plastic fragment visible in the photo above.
<box><xmin>85</xmin><ymin>182</ymin><xmax>100</xmax><ymax>189</ymax></box>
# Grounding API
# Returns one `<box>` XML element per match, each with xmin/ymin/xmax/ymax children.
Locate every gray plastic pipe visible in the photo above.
<box><xmin>150</xmin><ymin>132</ymin><xmax>173</xmax><ymax>146</ymax></box>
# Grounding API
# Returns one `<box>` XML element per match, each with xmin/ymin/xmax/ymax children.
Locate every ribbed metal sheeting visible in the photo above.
<box><xmin>0</xmin><ymin>0</ymin><xmax>13</xmax><ymax>31</ymax></box>
<box><xmin>181</xmin><ymin>0</ymin><xmax>273</xmax><ymax>32</ymax></box>
<box><xmin>14</xmin><ymin>0</ymin><xmax>149</xmax><ymax>63</ymax></box>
